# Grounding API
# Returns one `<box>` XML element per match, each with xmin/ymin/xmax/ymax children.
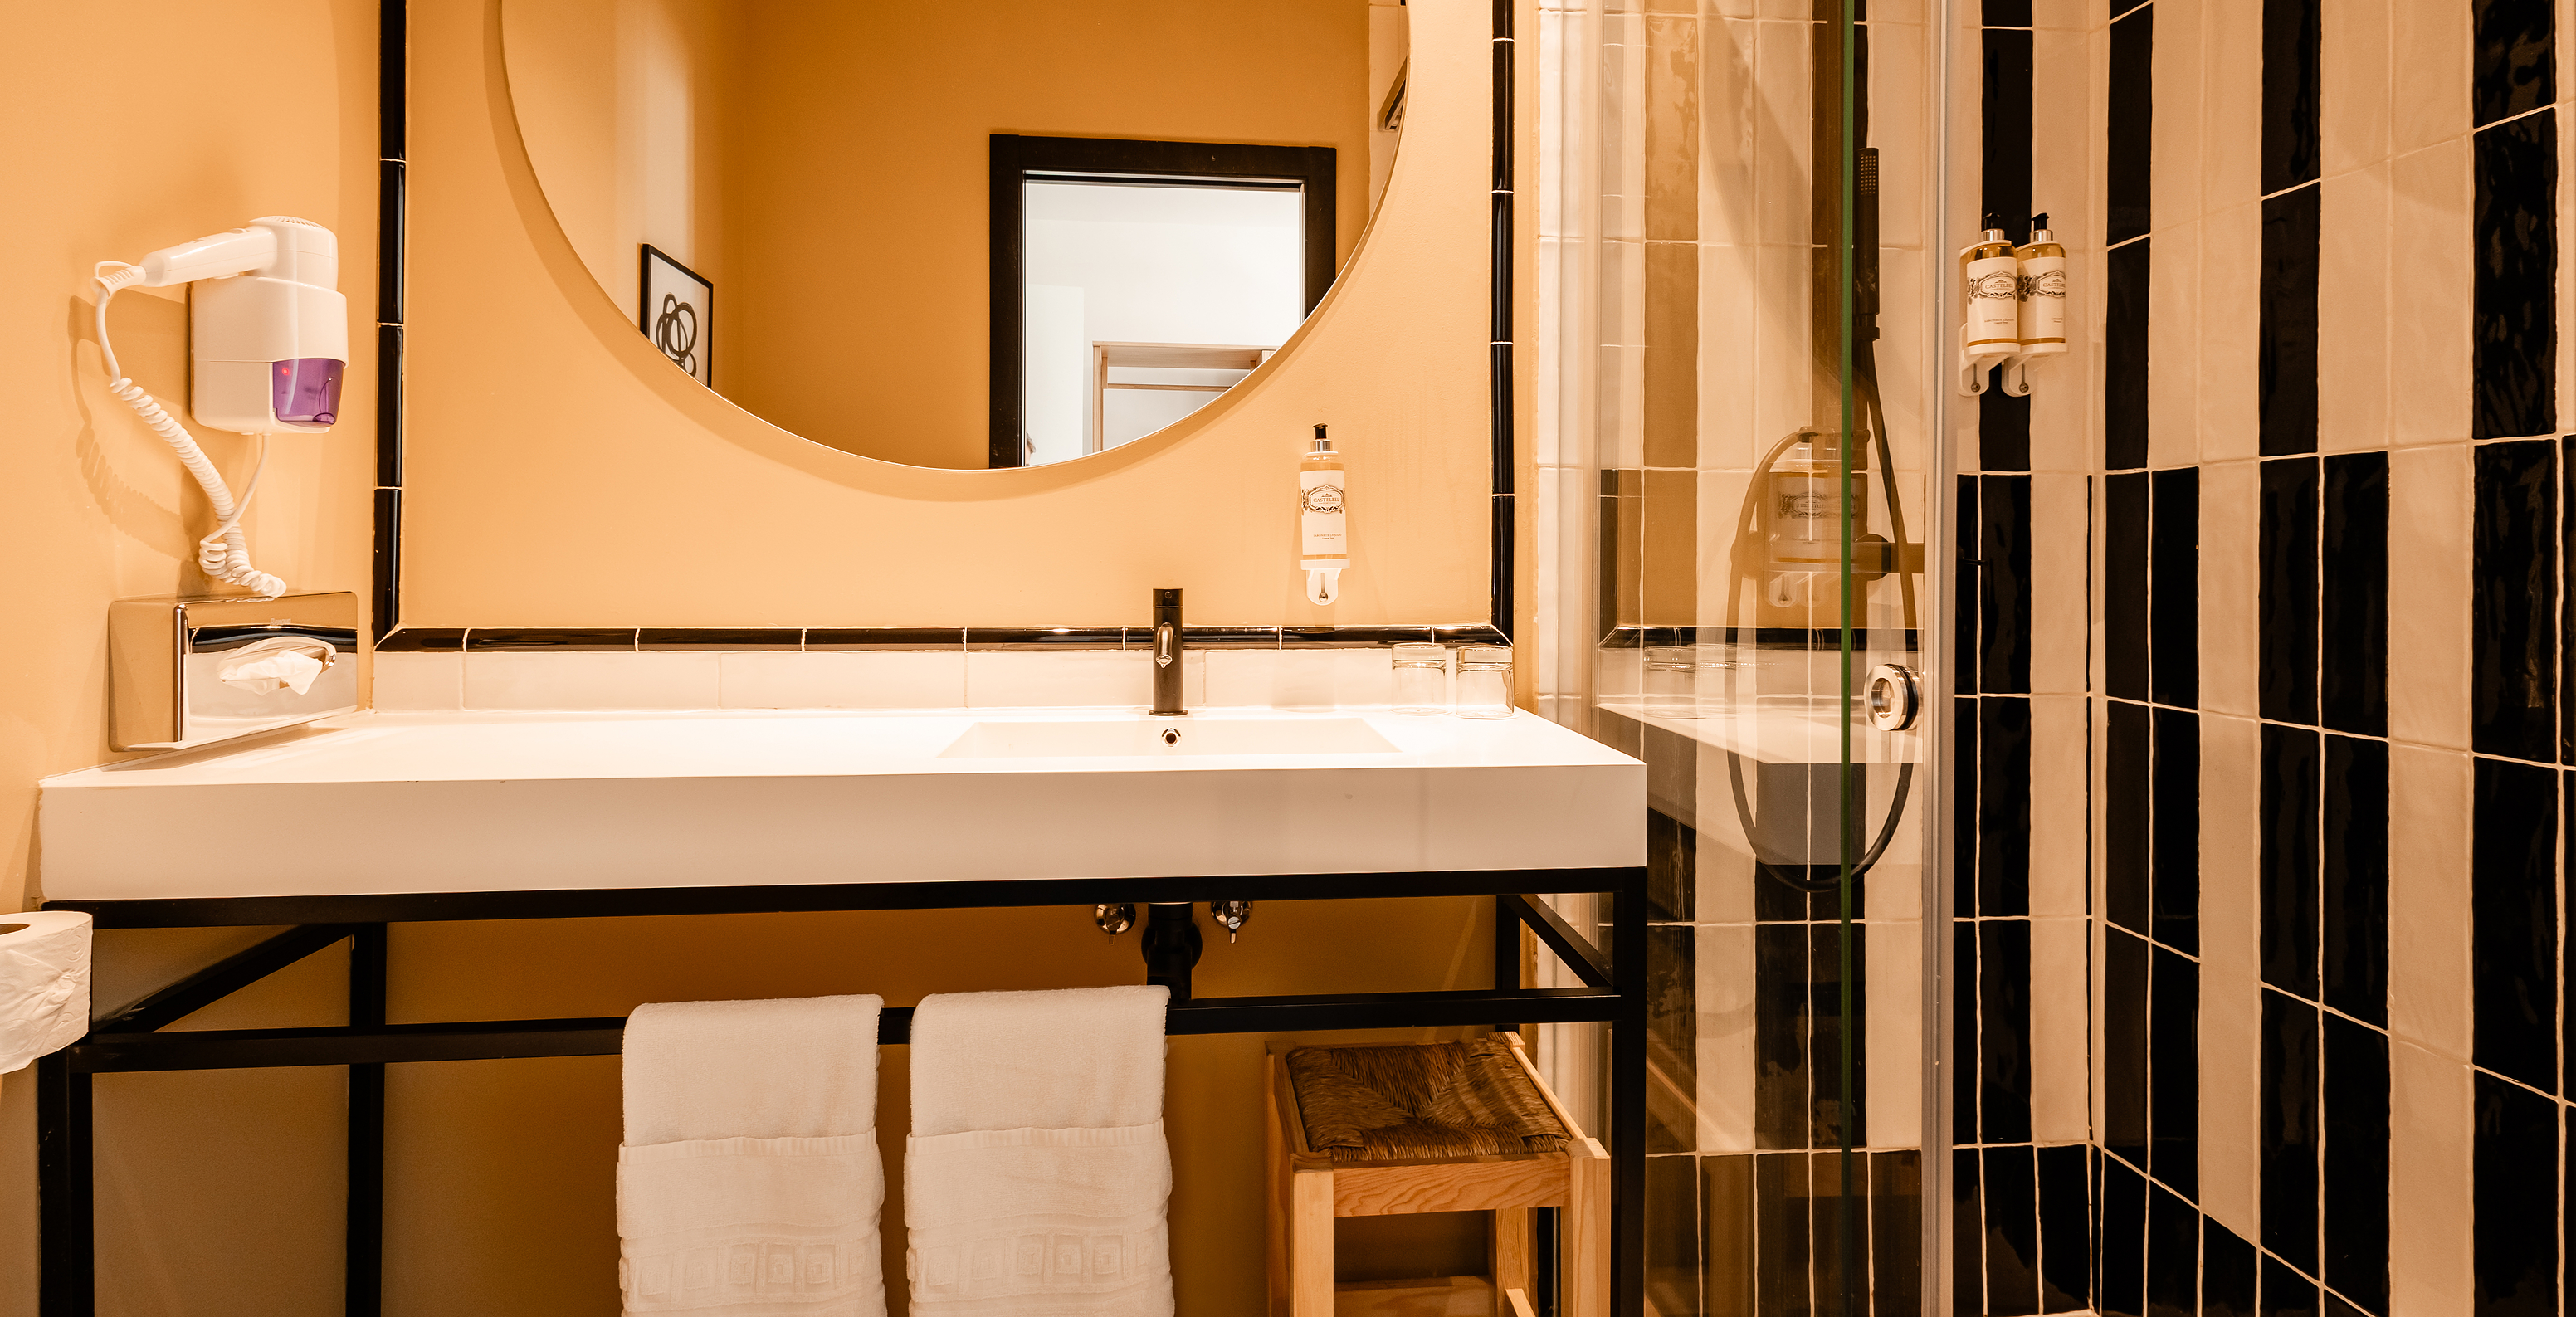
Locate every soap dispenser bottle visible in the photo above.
<box><xmin>2015</xmin><ymin>213</ymin><xmax>2067</xmax><ymax>359</ymax></box>
<box><xmin>1300</xmin><ymin>424</ymin><xmax>1348</xmax><ymax>605</ymax></box>
<box><xmin>1961</xmin><ymin>213</ymin><xmax>2022</xmax><ymax>359</ymax></box>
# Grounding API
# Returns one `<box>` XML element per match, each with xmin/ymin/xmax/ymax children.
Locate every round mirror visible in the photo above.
<box><xmin>500</xmin><ymin>1</ymin><xmax>1407</xmax><ymax>470</ymax></box>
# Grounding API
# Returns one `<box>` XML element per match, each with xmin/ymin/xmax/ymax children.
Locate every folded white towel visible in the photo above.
<box><xmin>905</xmin><ymin>987</ymin><xmax>1171</xmax><ymax>1317</ymax></box>
<box><xmin>619</xmin><ymin>995</ymin><xmax>886</xmax><ymax>1317</ymax></box>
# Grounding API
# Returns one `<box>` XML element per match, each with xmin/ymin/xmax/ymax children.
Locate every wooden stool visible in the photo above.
<box><xmin>1263</xmin><ymin>1033</ymin><xmax>1608</xmax><ymax>1317</ymax></box>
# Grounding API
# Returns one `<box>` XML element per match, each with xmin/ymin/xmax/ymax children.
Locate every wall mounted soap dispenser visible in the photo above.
<box><xmin>1300</xmin><ymin>425</ymin><xmax>1349</xmax><ymax>605</ymax></box>
<box><xmin>1958</xmin><ymin>213</ymin><xmax>2021</xmax><ymax>395</ymax></box>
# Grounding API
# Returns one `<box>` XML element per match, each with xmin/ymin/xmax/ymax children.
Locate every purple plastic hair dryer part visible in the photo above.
<box><xmin>271</xmin><ymin>357</ymin><xmax>344</xmax><ymax>426</ymax></box>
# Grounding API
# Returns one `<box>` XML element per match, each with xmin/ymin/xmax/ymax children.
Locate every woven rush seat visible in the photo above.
<box><xmin>1265</xmin><ymin>1032</ymin><xmax>1606</xmax><ymax>1317</ymax></box>
<box><xmin>1286</xmin><ymin>1037</ymin><xmax>1569</xmax><ymax>1162</ymax></box>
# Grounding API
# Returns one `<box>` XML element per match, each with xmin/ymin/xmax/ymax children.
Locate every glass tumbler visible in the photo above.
<box><xmin>1455</xmin><ymin>644</ymin><xmax>1515</xmax><ymax>719</ymax></box>
<box><xmin>1644</xmin><ymin>644</ymin><xmax>1725</xmax><ymax>719</ymax></box>
<box><xmin>1390</xmin><ymin>642</ymin><xmax>1448</xmax><ymax>713</ymax></box>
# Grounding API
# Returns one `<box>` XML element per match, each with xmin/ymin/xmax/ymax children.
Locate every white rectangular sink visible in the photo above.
<box><xmin>939</xmin><ymin>717</ymin><xmax>1398</xmax><ymax>758</ymax></box>
<box><xmin>38</xmin><ymin>708</ymin><xmax>1645</xmax><ymax>902</ymax></box>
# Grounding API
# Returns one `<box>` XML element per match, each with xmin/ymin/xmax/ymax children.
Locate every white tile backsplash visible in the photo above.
<box><xmin>463</xmin><ymin>651</ymin><xmax>722</xmax><ymax>711</ymax></box>
<box><xmin>1203</xmin><ymin>647</ymin><xmax>1402</xmax><ymax>710</ymax></box>
<box><xmin>371</xmin><ymin>651</ymin><xmax>463</xmax><ymax>710</ymax></box>
<box><xmin>964</xmin><ymin>649</ymin><xmax>1177</xmax><ymax>709</ymax></box>
<box><xmin>718</xmin><ymin>650</ymin><xmax>964</xmax><ymax>710</ymax></box>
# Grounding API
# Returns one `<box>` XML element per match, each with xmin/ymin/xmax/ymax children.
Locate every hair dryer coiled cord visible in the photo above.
<box><xmin>93</xmin><ymin>262</ymin><xmax>285</xmax><ymax>598</ymax></box>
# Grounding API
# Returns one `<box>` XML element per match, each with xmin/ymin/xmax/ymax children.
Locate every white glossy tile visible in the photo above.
<box><xmin>2195</xmin><ymin>710</ymin><xmax>2262</xmax><ymax>1238</ymax></box>
<box><xmin>2031</xmin><ymin>24</ymin><xmax>2093</xmax><ymax>252</ymax></box>
<box><xmin>2198</xmin><ymin>0</ymin><xmax>2262</xmax><ymax>204</ymax></box>
<box><xmin>2318</xmin><ymin>163</ymin><xmax>2394</xmax><ymax>452</ymax></box>
<box><xmin>2198</xmin><ymin>458</ymin><xmax>2260</xmax><ymax>718</ymax></box>
<box><xmin>2028</xmin><ymin>0</ymin><xmax>2090</xmax><ymax>30</ymax></box>
<box><xmin>1203</xmin><ymin>648</ymin><xmax>1403</xmax><ymax>710</ymax></box>
<box><xmin>2147</xmin><ymin>218</ymin><xmax>2200</xmax><ymax>467</ymax></box>
<box><xmin>2196</xmin><ymin>202</ymin><xmax>2263</xmax><ymax>462</ymax></box>
<box><xmin>2388</xmin><ymin>744</ymin><xmax>2472</xmax><ymax>1061</ymax></box>
<box><xmin>2031</xmin><ymin>475</ymin><xmax>2090</xmax><ymax>695</ymax></box>
<box><xmin>964</xmin><ymin>650</ymin><xmax>1167</xmax><ymax>709</ymax></box>
<box><xmin>1750</xmin><ymin>17</ymin><xmax>1814</xmax><ymax>248</ymax></box>
<box><xmin>2030</xmin><ymin>915</ymin><xmax>2091</xmax><ymax>1144</ymax></box>
<box><xmin>463</xmin><ymin>651</ymin><xmax>720</xmax><ymax>711</ymax></box>
<box><xmin>2321</xmin><ymin>0</ymin><xmax>2392</xmax><ymax>175</ymax></box>
<box><xmin>2390</xmin><ymin>0</ymin><xmax>2471</xmax><ymax>156</ymax></box>
<box><xmin>371</xmin><ymin>651</ymin><xmax>462</xmax><ymax>711</ymax></box>
<box><xmin>1688</xmin><ymin>788</ymin><xmax>1758</xmax><ymax>925</ymax></box>
<box><xmin>716</xmin><ymin>651</ymin><xmax>964</xmax><ymax>710</ymax></box>
<box><xmin>1695</xmin><ymin>243</ymin><xmax>1759</xmax><ymax>471</ymax></box>
<box><xmin>2149</xmin><ymin>0</ymin><xmax>2203</xmax><ymax>228</ymax></box>
<box><xmin>2030</xmin><ymin>695</ymin><xmax>2090</xmax><ymax>917</ymax></box>
<box><xmin>2387</xmin><ymin>444</ymin><xmax>2471</xmax><ymax>749</ymax></box>
<box><xmin>1694</xmin><ymin>922</ymin><xmax>1756</xmax><ymax>1153</ymax></box>
<box><xmin>2388</xmin><ymin>1039</ymin><xmax>2476</xmax><ymax>1315</ymax></box>
<box><xmin>2389</xmin><ymin>140</ymin><xmax>2473</xmax><ymax>446</ymax></box>
<box><xmin>1864</xmin><ymin>922</ymin><xmax>1922</xmax><ymax>1149</ymax></box>
<box><xmin>1692</xmin><ymin>470</ymin><xmax>1756</xmax><ymax>632</ymax></box>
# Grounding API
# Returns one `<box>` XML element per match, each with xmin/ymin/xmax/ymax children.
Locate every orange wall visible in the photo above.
<box><xmin>406</xmin><ymin>0</ymin><xmax>1486</xmax><ymax>630</ymax></box>
<box><xmin>0</xmin><ymin>2</ymin><xmax>384</xmax><ymax>1311</ymax></box>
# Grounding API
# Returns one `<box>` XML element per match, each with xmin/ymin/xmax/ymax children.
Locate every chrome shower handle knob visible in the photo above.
<box><xmin>1866</xmin><ymin>663</ymin><xmax>1921</xmax><ymax>732</ymax></box>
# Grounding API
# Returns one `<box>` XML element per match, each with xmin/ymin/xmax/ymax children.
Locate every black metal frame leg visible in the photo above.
<box><xmin>348</xmin><ymin>924</ymin><xmax>387</xmax><ymax>1317</ymax></box>
<box><xmin>35</xmin><ymin>1051</ymin><xmax>93</xmax><ymax>1317</ymax></box>
<box><xmin>1612</xmin><ymin>871</ymin><xmax>1648</xmax><ymax>1315</ymax></box>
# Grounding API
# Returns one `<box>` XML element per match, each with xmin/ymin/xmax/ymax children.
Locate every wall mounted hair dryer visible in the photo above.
<box><xmin>92</xmin><ymin>217</ymin><xmax>349</xmax><ymax>598</ymax></box>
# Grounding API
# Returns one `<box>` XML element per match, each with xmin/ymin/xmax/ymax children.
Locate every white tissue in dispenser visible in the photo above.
<box><xmin>109</xmin><ymin>591</ymin><xmax>361</xmax><ymax>751</ymax></box>
<box><xmin>1300</xmin><ymin>424</ymin><xmax>1349</xmax><ymax>605</ymax></box>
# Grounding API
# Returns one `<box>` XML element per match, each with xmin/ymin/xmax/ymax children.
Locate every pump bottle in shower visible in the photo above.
<box><xmin>2016</xmin><ymin>213</ymin><xmax>2067</xmax><ymax>359</ymax></box>
<box><xmin>1960</xmin><ymin>213</ymin><xmax>2021</xmax><ymax>359</ymax></box>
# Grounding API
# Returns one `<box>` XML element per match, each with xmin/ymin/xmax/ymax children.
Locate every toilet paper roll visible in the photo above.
<box><xmin>0</xmin><ymin>912</ymin><xmax>91</xmax><ymax>1074</ymax></box>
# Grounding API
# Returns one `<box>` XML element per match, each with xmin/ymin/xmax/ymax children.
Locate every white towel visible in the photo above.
<box><xmin>905</xmin><ymin>986</ymin><xmax>1172</xmax><ymax>1317</ymax></box>
<box><xmin>619</xmin><ymin>995</ymin><xmax>887</xmax><ymax>1317</ymax></box>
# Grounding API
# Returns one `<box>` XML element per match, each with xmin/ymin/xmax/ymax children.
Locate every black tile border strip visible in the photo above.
<box><xmin>376</xmin><ymin>624</ymin><xmax>1508</xmax><ymax>653</ymax></box>
<box><xmin>368</xmin><ymin>4</ymin><xmax>1522</xmax><ymax>659</ymax></box>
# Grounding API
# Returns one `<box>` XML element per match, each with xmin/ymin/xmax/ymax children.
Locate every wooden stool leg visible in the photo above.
<box><xmin>1491</xmin><ymin>1207</ymin><xmax>1532</xmax><ymax>1316</ymax></box>
<box><xmin>1561</xmin><ymin>1140</ymin><xmax>1611</xmax><ymax>1317</ymax></box>
<box><xmin>1288</xmin><ymin>1168</ymin><xmax>1337</xmax><ymax>1317</ymax></box>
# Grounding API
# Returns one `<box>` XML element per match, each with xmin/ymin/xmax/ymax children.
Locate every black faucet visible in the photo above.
<box><xmin>1149</xmin><ymin>588</ymin><xmax>1186</xmax><ymax>716</ymax></box>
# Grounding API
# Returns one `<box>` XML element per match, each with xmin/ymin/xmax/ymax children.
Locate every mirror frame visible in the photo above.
<box><xmin>985</xmin><ymin>134</ymin><xmax>1339</xmax><ymax>469</ymax></box>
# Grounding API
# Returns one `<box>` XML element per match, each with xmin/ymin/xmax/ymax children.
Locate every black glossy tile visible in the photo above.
<box><xmin>2320</xmin><ymin>735</ymin><xmax>2389</xmax><ymax>1025</ymax></box>
<box><xmin>2474</xmin><ymin>1070</ymin><xmax>2559</xmax><ymax>1316</ymax></box>
<box><xmin>370</xmin><ymin>486</ymin><xmax>401</xmax><ymax>641</ymax></box>
<box><xmin>1983</xmin><ymin>23</ymin><xmax>2034</xmax><ymax>251</ymax></box>
<box><xmin>2145</xmin><ymin>1182</ymin><xmax>2198</xmax><ymax>1317</ymax></box>
<box><xmin>2204</xmin><ymin>1217</ymin><xmax>2259</xmax><ymax>1317</ymax></box>
<box><xmin>1427</xmin><ymin>623</ymin><xmax>1508</xmax><ymax>647</ymax></box>
<box><xmin>1954</xmin><ymin>920</ymin><xmax>1979</xmax><ymax>1146</ymax></box>
<box><xmin>2565</xmin><ymin>441</ymin><xmax>2576</xmax><ymax>763</ymax></box>
<box><xmin>2105</xmin><ymin>928</ymin><xmax>2151</xmax><ymax>1172</ymax></box>
<box><xmin>2474</xmin><ymin>440</ymin><xmax>2560</xmax><ymax>758</ymax></box>
<box><xmin>1647</xmin><ymin>811</ymin><xmax>1695</xmax><ymax>924</ymax></box>
<box><xmin>1980</xmin><ymin>390</ymin><xmax>2032</xmax><ymax>476</ymax></box>
<box><xmin>2109</xmin><ymin>700</ymin><xmax>2153</xmax><ymax>934</ymax></box>
<box><xmin>373</xmin><ymin>321</ymin><xmax>402</xmax><ymax>488</ymax></box>
<box><xmin>1955</xmin><ymin>695</ymin><xmax>1981</xmax><ymax>919</ymax></box>
<box><xmin>1983</xmin><ymin>0</ymin><xmax>2032</xmax><ymax>26</ymax></box>
<box><xmin>372</xmin><ymin>627</ymin><xmax>462</xmax><ymax>653</ymax></box>
<box><xmin>1647</xmin><ymin>925</ymin><xmax>1698</xmax><ymax>1155</ymax></box>
<box><xmin>2474</xmin><ymin>112</ymin><xmax>2559</xmax><ymax>439</ymax></box>
<box><xmin>2149</xmin><ymin>947</ymin><xmax>2198</xmax><ymax>1198</ymax></box>
<box><xmin>2261</xmin><ymin>0</ymin><xmax>2322</xmax><ymax>193</ymax></box>
<box><xmin>2261</xmin><ymin>457</ymin><xmax>2322</xmax><ymax>724</ymax></box>
<box><xmin>1978</xmin><ymin>699</ymin><xmax>2032</xmax><ymax>917</ymax></box>
<box><xmin>804</xmin><ymin>627</ymin><xmax>964</xmax><ymax>651</ymax></box>
<box><xmin>1983</xmin><ymin>1145</ymin><xmax>2042</xmax><ymax>1315</ymax></box>
<box><xmin>2320</xmin><ymin>1014</ymin><xmax>2390</xmax><ymax>1312</ymax></box>
<box><xmin>2150</xmin><ymin>468</ymin><xmax>2199</xmax><ymax>707</ymax></box>
<box><xmin>2320</xmin><ymin>453</ymin><xmax>2389</xmax><ymax>736</ymax></box>
<box><xmin>2260</xmin><ymin>188</ymin><xmax>2322</xmax><ymax>456</ymax></box>
<box><xmin>2107</xmin><ymin>472</ymin><xmax>2151</xmax><ymax>700</ymax></box>
<box><xmin>2036</xmin><ymin>1144</ymin><xmax>2091</xmax><ymax>1312</ymax></box>
<box><xmin>463</xmin><ymin>628</ymin><xmax>635</xmax><ymax>651</ymax></box>
<box><xmin>377</xmin><ymin>159</ymin><xmax>405</xmax><ymax>325</ymax></box>
<box><xmin>1754</xmin><ymin>924</ymin><xmax>1810</xmax><ymax>1150</ymax></box>
<box><xmin>636</xmin><ymin>628</ymin><xmax>801</xmax><ymax>651</ymax></box>
<box><xmin>2106</xmin><ymin>241</ymin><xmax>2153</xmax><ymax>470</ymax></box>
<box><xmin>2320</xmin><ymin>1290</ymin><xmax>2367</xmax><ymax>1317</ymax></box>
<box><xmin>1980</xmin><ymin>919</ymin><xmax>2033</xmax><ymax>1145</ymax></box>
<box><xmin>2107</xmin><ymin>6</ymin><xmax>2154</xmax><ymax>245</ymax></box>
<box><xmin>1281</xmin><ymin>626</ymin><xmax>1436</xmax><ymax>647</ymax></box>
<box><xmin>2152</xmin><ymin>709</ymin><xmax>2200</xmax><ymax>954</ymax></box>
<box><xmin>2261</xmin><ymin>724</ymin><xmax>2322</xmax><ymax>996</ymax></box>
<box><xmin>2476</xmin><ymin>0</ymin><xmax>2558</xmax><ymax>127</ymax></box>
<box><xmin>1810</xmin><ymin>922</ymin><xmax>1866</xmax><ymax>1149</ymax></box>
<box><xmin>1952</xmin><ymin>1147</ymin><xmax>1985</xmax><ymax>1317</ymax></box>
<box><xmin>1702</xmin><ymin>1155</ymin><xmax>1755</xmax><ymax>1317</ymax></box>
<box><xmin>2261</xmin><ymin>1254</ymin><xmax>2320</xmax><ymax>1316</ymax></box>
<box><xmin>960</xmin><ymin>627</ymin><xmax>1126</xmax><ymax>650</ymax></box>
<box><xmin>1810</xmin><ymin>1150</ymin><xmax>1868</xmax><ymax>1317</ymax></box>
<box><xmin>2261</xmin><ymin>989</ymin><xmax>2320</xmax><ymax>1273</ymax></box>
<box><xmin>1958</xmin><ymin>476</ymin><xmax>1983</xmax><ymax>696</ymax></box>
<box><xmin>2100</xmin><ymin>1153</ymin><xmax>2148</xmax><ymax>1317</ymax></box>
<box><xmin>1645</xmin><ymin>1154</ymin><xmax>1701</xmax><ymax>1315</ymax></box>
<box><xmin>1980</xmin><ymin>475</ymin><xmax>2033</xmax><ymax>693</ymax></box>
<box><xmin>1867</xmin><ymin>1151</ymin><xmax>1922</xmax><ymax>1317</ymax></box>
<box><xmin>2472</xmin><ymin>756</ymin><xmax>2559</xmax><ymax>1090</ymax></box>
<box><xmin>1755</xmin><ymin>1153</ymin><xmax>1808</xmax><ymax>1317</ymax></box>
<box><xmin>1175</xmin><ymin>627</ymin><xmax>1281</xmax><ymax>650</ymax></box>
